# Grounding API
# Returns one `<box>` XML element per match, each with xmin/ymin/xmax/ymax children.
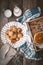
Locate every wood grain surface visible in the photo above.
<box><xmin>0</xmin><ymin>0</ymin><xmax>43</xmax><ymax>65</ymax></box>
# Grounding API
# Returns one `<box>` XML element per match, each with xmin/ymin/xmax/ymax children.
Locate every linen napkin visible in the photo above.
<box><xmin>19</xmin><ymin>42</ymin><xmax>41</xmax><ymax>60</ymax></box>
<box><xmin>16</xmin><ymin>7</ymin><xmax>42</xmax><ymax>60</ymax></box>
<box><xmin>16</xmin><ymin>7</ymin><xmax>41</xmax><ymax>23</ymax></box>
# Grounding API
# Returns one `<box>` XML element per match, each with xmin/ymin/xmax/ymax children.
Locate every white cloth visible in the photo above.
<box><xmin>0</xmin><ymin>44</ymin><xmax>17</xmax><ymax>65</ymax></box>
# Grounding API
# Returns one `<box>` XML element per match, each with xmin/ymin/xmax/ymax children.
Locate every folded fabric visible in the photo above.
<box><xmin>19</xmin><ymin>42</ymin><xmax>42</xmax><ymax>60</ymax></box>
<box><xmin>16</xmin><ymin>7</ymin><xmax>42</xmax><ymax>60</ymax></box>
<box><xmin>16</xmin><ymin>7</ymin><xmax>41</xmax><ymax>23</ymax></box>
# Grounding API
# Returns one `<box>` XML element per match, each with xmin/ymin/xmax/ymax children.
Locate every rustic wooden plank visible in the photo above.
<box><xmin>0</xmin><ymin>0</ymin><xmax>8</xmax><ymax>11</ymax></box>
<box><xmin>30</xmin><ymin>0</ymin><xmax>37</xmax><ymax>8</ymax></box>
<box><xmin>23</xmin><ymin>0</ymin><xmax>37</xmax><ymax>12</ymax></box>
<box><xmin>0</xmin><ymin>12</ymin><xmax>8</xmax><ymax>47</ymax></box>
<box><xmin>0</xmin><ymin>0</ymin><xmax>43</xmax><ymax>65</ymax></box>
<box><xmin>0</xmin><ymin>0</ymin><xmax>9</xmax><ymax>48</ymax></box>
<box><xmin>9</xmin><ymin>0</ymin><xmax>23</xmax><ymax>12</ymax></box>
<box><xmin>23</xmin><ymin>0</ymin><xmax>28</xmax><ymax>12</ymax></box>
<box><xmin>27</xmin><ymin>0</ymin><xmax>31</xmax><ymax>9</ymax></box>
<box><xmin>37</xmin><ymin>0</ymin><xmax>43</xmax><ymax>16</ymax></box>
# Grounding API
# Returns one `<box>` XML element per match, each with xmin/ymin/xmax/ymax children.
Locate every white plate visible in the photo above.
<box><xmin>36</xmin><ymin>44</ymin><xmax>43</xmax><ymax>49</ymax></box>
<box><xmin>1</xmin><ymin>21</ymin><xmax>29</xmax><ymax>48</ymax></box>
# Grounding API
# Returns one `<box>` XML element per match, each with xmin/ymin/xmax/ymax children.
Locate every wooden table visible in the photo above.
<box><xmin>0</xmin><ymin>0</ymin><xmax>43</xmax><ymax>65</ymax></box>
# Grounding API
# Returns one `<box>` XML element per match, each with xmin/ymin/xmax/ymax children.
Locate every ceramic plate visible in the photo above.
<box><xmin>1</xmin><ymin>21</ymin><xmax>31</xmax><ymax>48</ymax></box>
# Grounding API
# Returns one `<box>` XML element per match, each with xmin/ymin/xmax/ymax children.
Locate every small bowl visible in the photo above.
<box><xmin>33</xmin><ymin>32</ymin><xmax>43</xmax><ymax>50</ymax></box>
<box><xmin>4</xmin><ymin>9</ymin><xmax>12</xmax><ymax>18</ymax></box>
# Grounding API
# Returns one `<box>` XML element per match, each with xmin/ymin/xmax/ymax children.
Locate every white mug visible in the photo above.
<box><xmin>4</xmin><ymin>9</ymin><xmax>12</xmax><ymax>18</ymax></box>
<box><xmin>13</xmin><ymin>6</ymin><xmax>22</xmax><ymax>17</ymax></box>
